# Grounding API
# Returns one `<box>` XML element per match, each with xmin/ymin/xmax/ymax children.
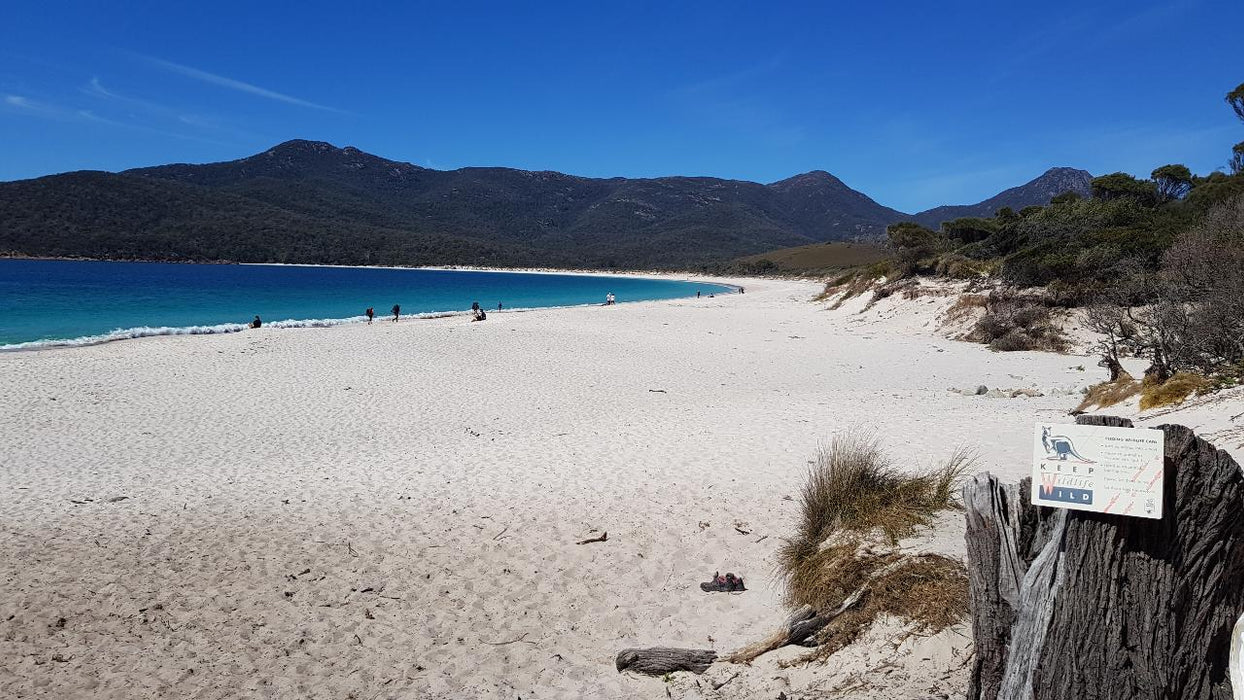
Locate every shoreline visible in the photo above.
<box><xmin>0</xmin><ymin>264</ymin><xmax>746</xmax><ymax>353</ymax></box>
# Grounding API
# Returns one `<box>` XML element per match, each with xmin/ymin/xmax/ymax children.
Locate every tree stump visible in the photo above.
<box><xmin>615</xmin><ymin>647</ymin><xmax>717</xmax><ymax>675</ymax></box>
<box><xmin>964</xmin><ymin>418</ymin><xmax>1244</xmax><ymax>700</ymax></box>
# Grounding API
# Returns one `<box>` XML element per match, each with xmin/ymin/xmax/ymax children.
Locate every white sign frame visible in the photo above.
<box><xmin>1031</xmin><ymin>423</ymin><xmax>1165</xmax><ymax>519</ymax></box>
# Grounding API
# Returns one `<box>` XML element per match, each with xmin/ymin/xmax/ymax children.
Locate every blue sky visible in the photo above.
<box><xmin>2</xmin><ymin>0</ymin><xmax>1241</xmax><ymax>212</ymax></box>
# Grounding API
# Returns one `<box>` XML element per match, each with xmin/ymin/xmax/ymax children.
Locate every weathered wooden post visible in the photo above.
<box><xmin>964</xmin><ymin>417</ymin><xmax>1244</xmax><ymax>700</ymax></box>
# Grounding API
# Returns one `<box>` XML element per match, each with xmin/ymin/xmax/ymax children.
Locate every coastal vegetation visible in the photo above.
<box><xmin>829</xmin><ymin>81</ymin><xmax>1244</xmax><ymax>406</ymax></box>
<box><xmin>765</xmin><ymin>433</ymin><xmax>972</xmax><ymax>663</ymax></box>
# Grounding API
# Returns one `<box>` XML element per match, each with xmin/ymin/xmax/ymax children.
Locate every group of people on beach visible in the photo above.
<box><xmin>248</xmin><ymin>286</ymin><xmax>736</xmax><ymax>330</ymax></box>
<box><xmin>362</xmin><ymin>306</ymin><xmax>401</xmax><ymax>323</ymax></box>
<box><xmin>359</xmin><ymin>301</ymin><xmax>490</xmax><ymax>324</ymax></box>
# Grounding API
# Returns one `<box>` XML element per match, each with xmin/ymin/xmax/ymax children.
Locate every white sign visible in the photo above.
<box><xmin>1031</xmin><ymin>423</ymin><xmax>1165</xmax><ymax>519</ymax></box>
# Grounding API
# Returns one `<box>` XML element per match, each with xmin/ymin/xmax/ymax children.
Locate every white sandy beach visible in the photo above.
<box><xmin>2</xmin><ymin>276</ymin><xmax>1240</xmax><ymax>699</ymax></box>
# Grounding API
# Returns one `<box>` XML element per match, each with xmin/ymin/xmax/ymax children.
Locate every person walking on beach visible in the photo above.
<box><xmin>365</xmin><ymin>307</ymin><xmax>374</xmax><ymax>324</ymax></box>
<box><xmin>391</xmin><ymin>304</ymin><xmax>401</xmax><ymax>322</ymax></box>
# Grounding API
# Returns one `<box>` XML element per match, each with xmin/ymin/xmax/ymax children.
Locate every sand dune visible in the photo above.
<box><xmin>2</xmin><ymin>277</ymin><xmax>1236</xmax><ymax>698</ymax></box>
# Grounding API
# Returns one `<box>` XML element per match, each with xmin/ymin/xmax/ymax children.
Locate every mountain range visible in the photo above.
<box><xmin>0</xmin><ymin>140</ymin><xmax>1093</xmax><ymax>269</ymax></box>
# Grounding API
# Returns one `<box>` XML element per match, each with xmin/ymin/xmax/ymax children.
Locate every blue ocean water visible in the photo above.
<box><xmin>0</xmin><ymin>260</ymin><xmax>731</xmax><ymax>350</ymax></box>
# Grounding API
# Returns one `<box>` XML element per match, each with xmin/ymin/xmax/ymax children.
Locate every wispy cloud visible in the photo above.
<box><xmin>82</xmin><ymin>76</ymin><xmax>169</xmax><ymax>114</ymax></box>
<box><xmin>76</xmin><ymin>109</ymin><xmax>126</xmax><ymax>127</ymax></box>
<box><xmin>3</xmin><ymin>94</ymin><xmax>69</xmax><ymax>119</ymax></box>
<box><xmin>137</xmin><ymin>54</ymin><xmax>347</xmax><ymax>114</ymax></box>
<box><xmin>4</xmin><ymin>92</ymin><xmax>231</xmax><ymax>145</ymax></box>
<box><xmin>83</xmin><ymin>77</ymin><xmax>264</xmax><ymax>141</ymax></box>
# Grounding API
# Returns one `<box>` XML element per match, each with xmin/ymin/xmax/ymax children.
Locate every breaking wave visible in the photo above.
<box><xmin>0</xmin><ymin>313</ymin><xmax>432</xmax><ymax>352</ymax></box>
<box><xmin>0</xmin><ymin>306</ymin><xmax>588</xmax><ymax>352</ymax></box>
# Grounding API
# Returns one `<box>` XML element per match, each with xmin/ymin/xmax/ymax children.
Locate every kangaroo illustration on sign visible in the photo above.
<box><xmin>1042</xmin><ymin>427</ymin><xmax>1093</xmax><ymax>462</ymax></box>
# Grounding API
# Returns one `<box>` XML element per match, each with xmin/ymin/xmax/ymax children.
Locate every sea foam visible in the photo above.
<box><xmin>0</xmin><ymin>310</ymin><xmax>484</xmax><ymax>352</ymax></box>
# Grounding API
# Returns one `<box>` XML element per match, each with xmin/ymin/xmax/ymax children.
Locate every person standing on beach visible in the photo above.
<box><xmin>366</xmin><ymin>307</ymin><xmax>374</xmax><ymax>324</ymax></box>
<box><xmin>391</xmin><ymin>304</ymin><xmax>401</xmax><ymax>322</ymax></box>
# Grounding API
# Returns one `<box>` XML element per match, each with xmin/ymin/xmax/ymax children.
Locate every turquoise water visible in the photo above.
<box><xmin>0</xmin><ymin>260</ymin><xmax>731</xmax><ymax>350</ymax></box>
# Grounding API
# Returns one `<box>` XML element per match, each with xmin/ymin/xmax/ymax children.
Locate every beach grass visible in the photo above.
<box><xmin>775</xmin><ymin>434</ymin><xmax>972</xmax><ymax>662</ymax></box>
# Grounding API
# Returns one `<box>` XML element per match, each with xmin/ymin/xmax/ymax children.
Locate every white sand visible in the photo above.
<box><xmin>1</xmin><ymin>276</ymin><xmax>1239</xmax><ymax>698</ymax></box>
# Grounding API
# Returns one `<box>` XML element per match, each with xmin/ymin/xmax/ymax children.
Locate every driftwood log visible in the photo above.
<box><xmin>723</xmin><ymin>604</ymin><xmax>827</xmax><ymax>664</ymax></box>
<box><xmin>724</xmin><ymin>558</ymin><xmax>910</xmax><ymax>664</ymax></box>
<box><xmin>615</xmin><ymin>647</ymin><xmax>717</xmax><ymax>675</ymax></box>
<box><xmin>964</xmin><ymin>416</ymin><xmax>1244</xmax><ymax>700</ymax></box>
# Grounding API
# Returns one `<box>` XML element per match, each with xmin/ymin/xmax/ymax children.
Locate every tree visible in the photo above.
<box><xmin>1099</xmin><ymin>195</ymin><xmax>1244</xmax><ymax>379</ymax></box>
<box><xmin>886</xmin><ymin>221</ymin><xmax>940</xmax><ymax>249</ymax></box>
<box><xmin>1231</xmin><ymin>142</ymin><xmax>1244</xmax><ymax>176</ymax></box>
<box><xmin>941</xmin><ymin>217</ymin><xmax>996</xmax><ymax>243</ymax></box>
<box><xmin>885</xmin><ymin>221</ymin><xmax>946</xmax><ymax>276</ymax></box>
<box><xmin>1151</xmin><ymin>164</ymin><xmax>1193</xmax><ymax>202</ymax></box>
<box><xmin>1227</xmin><ymin>82</ymin><xmax>1244</xmax><ymax>124</ymax></box>
<box><xmin>1084</xmin><ymin>301</ymin><xmax>1135</xmax><ymax>382</ymax></box>
<box><xmin>1159</xmin><ymin>194</ymin><xmax>1244</xmax><ymax>370</ymax></box>
<box><xmin>1091</xmin><ymin>172</ymin><xmax>1157</xmax><ymax>204</ymax></box>
<box><xmin>1050</xmin><ymin>191</ymin><xmax>1082</xmax><ymax>206</ymax></box>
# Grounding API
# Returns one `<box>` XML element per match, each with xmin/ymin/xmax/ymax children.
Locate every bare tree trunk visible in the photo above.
<box><xmin>1099</xmin><ymin>355</ymin><xmax>1124</xmax><ymax>382</ymax></box>
<box><xmin>964</xmin><ymin>417</ymin><xmax>1244</xmax><ymax>700</ymax></box>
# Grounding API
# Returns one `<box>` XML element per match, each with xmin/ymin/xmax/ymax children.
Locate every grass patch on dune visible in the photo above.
<box><xmin>773</xmin><ymin>434</ymin><xmax>973</xmax><ymax>662</ymax></box>
<box><xmin>823</xmin><ymin>272</ymin><xmax>879</xmax><ymax>308</ymax></box>
<box><xmin>1076</xmin><ymin>371</ymin><xmax>1212</xmax><ymax>413</ymax></box>
<box><xmin>781</xmin><ymin>553</ymin><xmax>970</xmax><ymax>665</ymax></box>
<box><xmin>1075</xmin><ymin>372</ymin><xmax>1141</xmax><ymax>412</ymax></box>
<box><xmin>941</xmin><ymin>292</ymin><xmax>989</xmax><ymax>327</ymax></box>
<box><xmin>1139</xmin><ymin>372</ymin><xmax>1212</xmax><ymax>410</ymax></box>
<box><xmin>778</xmin><ymin>435</ymin><xmax>971</xmax><ymax>559</ymax></box>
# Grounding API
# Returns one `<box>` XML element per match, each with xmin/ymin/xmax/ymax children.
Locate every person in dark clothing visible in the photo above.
<box><xmin>391</xmin><ymin>304</ymin><xmax>401</xmax><ymax>322</ymax></box>
<box><xmin>250</xmin><ymin>315</ymin><xmax>262</xmax><ymax>329</ymax></box>
<box><xmin>365</xmin><ymin>307</ymin><xmax>374</xmax><ymax>324</ymax></box>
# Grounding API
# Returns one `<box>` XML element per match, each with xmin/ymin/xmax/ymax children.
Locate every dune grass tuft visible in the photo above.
<box><xmin>1074</xmin><ymin>372</ymin><xmax>1140</xmax><ymax>412</ymax></box>
<box><xmin>772</xmin><ymin>434</ymin><xmax>973</xmax><ymax>663</ymax></box>
<box><xmin>1139</xmin><ymin>372</ymin><xmax>1211</xmax><ymax>411</ymax></box>
<box><xmin>779</xmin><ymin>435</ymin><xmax>971</xmax><ymax>565</ymax></box>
